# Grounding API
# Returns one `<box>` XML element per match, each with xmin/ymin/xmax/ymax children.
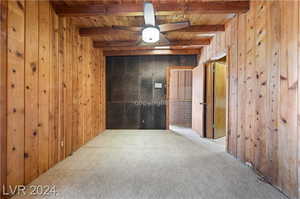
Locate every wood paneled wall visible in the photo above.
<box><xmin>196</xmin><ymin>1</ymin><xmax>300</xmax><ymax>198</ymax></box>
<box><xmin>1</xmin><ymin>0</ymin><xmax>299</xmax><ymax>199</ymax></box>
<box><xmin>0</xmin><ymin>0</ymin><xmax>106</xmax><ymax>195</ymax></box>
<box><xmin>0</xmin><ymin>0</ymin><xmax>7</xmax><ymax>197</ymax></box>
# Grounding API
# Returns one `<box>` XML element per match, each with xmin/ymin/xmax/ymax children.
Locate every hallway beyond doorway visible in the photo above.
<box><xmin>13</xmin><ymin>129</ymin><xmax>286</xmax><ymax>199</ymax></box>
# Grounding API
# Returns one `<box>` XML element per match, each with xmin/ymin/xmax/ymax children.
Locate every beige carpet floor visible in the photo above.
<box><xmin>13</xmin><ymin>129</ymin><xmax>286</xmax><ymax>199</ymax></box>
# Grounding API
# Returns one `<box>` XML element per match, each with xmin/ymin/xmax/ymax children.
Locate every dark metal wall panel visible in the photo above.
<box><xmin>106</xmin><ymin>55</ymin><xmax>197</xmax><ymax>129</ymax></box>
<box><xmin>124</xmin><ymin>103</ymin><xmax>140</xmax><ymax>129</ymax></box>
<box><xmin>140</xmin><ymin>105</ymin><xmax>154</xmax><ymax>129</ymax></box>
<box><xmin>153</xmin><ymin>104</ymin><xmax>166</xmax><ymax>129</ymax></box>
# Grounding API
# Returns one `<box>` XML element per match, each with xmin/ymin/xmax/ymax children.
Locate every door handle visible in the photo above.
<box><xmin>200</xmin><ymin>102</ymin><xmax>206</xmax><ymax>105</ymax></box>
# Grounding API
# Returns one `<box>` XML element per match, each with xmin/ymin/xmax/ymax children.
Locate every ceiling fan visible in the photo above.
<box><xmin>112</xmin><ymin>2</ymin><xmax>190</xmax><ymax>45</ymax></box>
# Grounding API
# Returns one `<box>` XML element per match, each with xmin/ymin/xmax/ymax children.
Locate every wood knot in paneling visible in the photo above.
<box><xmin>31</xmin><ymin>62</ymin><xmax>37</xmax><ymax>72</ymax></box>
<box><xmin>16</xmin><ymin>1</ymin><xmax>24</xmax><ymax>10</ymax></box>
<box><xmin>280</xmin><ymin>75</ymin><xmax>287</xmax><ymax>80</ymax></box>
<box><xmin>281</xmin><ymin>118</ymin><xmax>287</xmax><ymax>124</ymax></box>
<box><xmin>24</xmin><ymin>153</ymin><xmax>29</xmax><ymax>158</ymax></box>
<box><xmin>16</xmin><ymin>50</ymin><xmax>23</xmax><ymax>58</ymax></box>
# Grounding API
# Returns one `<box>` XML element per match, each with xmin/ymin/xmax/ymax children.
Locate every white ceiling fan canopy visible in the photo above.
<box><xmin>142</xmin><ymin>26</ymin><xmax>160</xmax><ymax>43</ymax></box>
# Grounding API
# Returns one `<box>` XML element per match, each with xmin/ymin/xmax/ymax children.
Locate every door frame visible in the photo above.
<box><xmin>203</xmin><ymin>53</ymin><xmax>229</xmax><ymax>140</ymax></box>
<box><xmin>165</xmin><ymin>66</ymin><xmax>194</xmax><ymax>130</ymax></box>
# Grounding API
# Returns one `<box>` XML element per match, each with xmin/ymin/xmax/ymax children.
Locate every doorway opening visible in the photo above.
<box><xmin>166</xmin><ymin>66</ymin><xmax>194</xmax><ymax>130</ymax></box>
<box><xmin>204</xmin><ymin>57</ymin><xmax>227</xmax><ymax>142</ymax></box>
<box><xmin>166</xmin><ymin>58</ymin><xmax>227</xmax><ymax>148</ymax></box>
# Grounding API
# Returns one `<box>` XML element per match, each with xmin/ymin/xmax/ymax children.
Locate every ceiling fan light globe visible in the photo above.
<box><xmin>142</xmin><ymin>27</ymin><xmax>160</xmax><ymax>43</ymax></box>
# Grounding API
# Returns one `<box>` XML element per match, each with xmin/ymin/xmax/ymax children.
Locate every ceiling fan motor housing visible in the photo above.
<box><xmin>142</xmin><ymin>26</ymin><xmax>160</xmax><ymax>43</ymax></box>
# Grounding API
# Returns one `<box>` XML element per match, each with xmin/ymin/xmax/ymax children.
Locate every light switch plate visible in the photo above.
<box><xmin>154</xmin><ymin>82</ymin><xmax>163</xmax><ymax>89</ymax></box>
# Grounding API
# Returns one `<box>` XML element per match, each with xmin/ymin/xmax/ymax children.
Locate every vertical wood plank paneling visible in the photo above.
<box><xmin>63</xmin><ymin>18</ymin><xmax>69</xmax><ymax>156</ymax></box>
<box><xmin>24</xmin><ymin>0</ymin><xmax>39</xmax><ymax>184</ymax></box>
<box><xmin>244</xmin><ymin>0</ymin><xmax>256</xmax><ymax>165</ymax></box>
<box><xmin>227</xmin><ymin>17</ymin><xmax>238</xmax><ymax>156</ymax></box>
<box><xmin>77</xmin><ymin>37</ymin><xmax>85</xmax><ymax>146</ymax></box>
<box><xmin>192</xmin><ymin>1</ymin><xmax>300</xmax><ymax>198</ymax></box>
<box><xmin>236</xmin><ymin>13</ymin><xmax>247</xmax><ymax>161</ymax></box>
<box><xmin>96</xmin><ymin>50</ymin><xmax>100</xmax><ymax>133</ymax></box>
<box><xmin>48</xmin><ymin>5</ymin><xmax>56</xmax><ymax>168</ymax></box>
<box><xmin>95</xmin><ymin>49</ymin><xmax>100</xmax><ymax>136</ymax></box>
<box><xmin>99</xmin><ymin>51</ymin><xmax>102</xmax><ymax>131</ymax></box>
<box><xmin>7</xmin><ymin>0</ymin><xmax>25</xmax><ymax>187</ymax></box>
<box><xmin>278</xmin><ymin>1</ymin><xmax>298</xmax><ymax>197</ymax></box>
<box><xmin>38</xmin><ymin>0</ymin><xmax>50</xmax><ymax>174</ymax></box>
<box><xmin>0</xmin><ymin>0</ymin><xmax>7</xmax><ymax>195</ymax></box>
<box><xmin>253</xmin><ymin>0</ymin><xmax>268</xmax><ymax>174</ymax></box>
<box><xmin>100</xmin><ymin>50</ymin><xmax>106</xmax><ymax>131</ymax></box>
<box><xmin>81</xmin><ymin>38</ymin><xmax>87</xmax><ymax>142</ymax></box>
<box><xmin>90</xmin><ymin>48</ymin><xmax>95</xmax><ymax>136</ymax></box>
<box><xmin>91</xmin><ymin>48</ymin><xmax>98</xmax><ymax>137</ymax></box>
<box><xmin>64</xmin><ymin>18</ymin><xmax>72</xmax><ymax>157</ymax></box>
<box><xmin>98</xmin><ymin>50</ymin><xmax>102</xmax><ymax>132</ymax></box>
<box><xmin>266</xmin><ymin>0</ymin><xmax>280</xmax><ymax>185</ymax></box>
<box><xmin>228</xmin><ymin>1</ymin><xmax>299</xmax><ymax>198</ymax></box>
<box><xmin>3</xmin><ymin>0</ymin><xmax>107</xmax><ymax>192</ymax></box>
<box><xmin>72</xmin><ymin>25</ymin><xmax>80</xmax><ymax>151</ymax></box>
<box><xmin>58</xmin><ymin>17</ymin><xmax>66</xmax><ymax>161</ymax></box>
<box><xmin>88</xmin><ymin>39</ymin><xmax>93</xmax><ymax>140</ymax></box>
<box><xmin>54</xmin><ymin>11</ymin><xmax>60</xmax><ymax>165</ymax></box>
<box><xmin>85</xmin><ymin>39</ymin><xmax>92</xmax><ymax>142</ymax></box>
<box><xmin>48</xmin><ymin>5</ymin><xmax>59</xmax><ymax>168</ymax></box>
<box><xmin>94</xmin><ymin>49</ymin><xmax>99</xmax><ymax>135</ymax></box>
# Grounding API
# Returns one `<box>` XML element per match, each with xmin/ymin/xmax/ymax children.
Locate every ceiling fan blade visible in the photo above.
<box><xmin>136</xmin><ymin>36</ymin><xmax>145</xmax><ymax>46</ymax></box>
<box><xmin>159</xmin><ymin>21</ymin><xmax>190</xmax><ymax>32</ymax></box>
<box><xmin>159</xmin><ymin>33</ymin><xmax>170</xmax><ymax>44</ymax></box>
<box><xmin>144</xmin><ymin>2</ymin><xmax>156</xmax><ymax>26</ymax></box>
<box><xmin>112</xmin><ymin>25</ymin><xmax>143</xmax><ymax>32</ymax></box>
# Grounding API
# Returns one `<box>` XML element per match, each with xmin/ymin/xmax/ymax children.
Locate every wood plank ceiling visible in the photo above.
<box><xmin>51</xmin><ymin>0</ymin><xmax>249</xmax><ymax>56</ymax></box>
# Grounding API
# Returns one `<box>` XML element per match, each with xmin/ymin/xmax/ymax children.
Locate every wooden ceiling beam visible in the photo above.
<box><xmin>102</xmin><ymin>46</ymin><xmax>202</xmax><ymax>51</ymax></box>
<box><xmin>93</xmin><ymin>39</ymin><xmax>211</xmax><ymax>48</ymax></box>
<box><xmin>79</xmin><ymin>25</ymin><xmax>225</xmax><ymax>37</ymax></box>
<box><xmin>52</xmin><ymin>1</ymin><xmax>249</xmax><ymax>17</ymax></box>
<box><xmin>104</xmin><ymin>49</ymin><xmax>201</xmax><ymax>56</ymax></box>
<box><xmin>179</xmin><ymin>25</ymin><xmax>225</xmax><ymax>32</ymax></box>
